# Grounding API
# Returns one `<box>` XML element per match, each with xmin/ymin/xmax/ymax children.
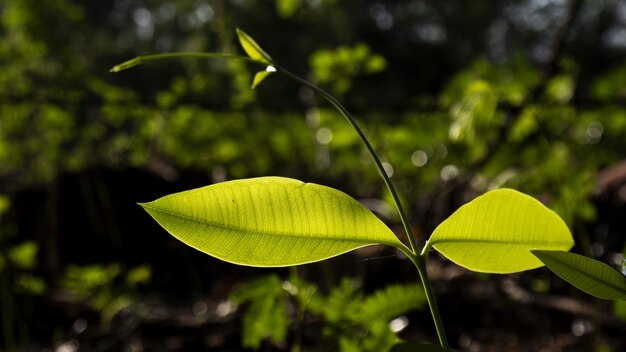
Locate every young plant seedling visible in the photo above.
<box><xmin>112</xmin><ymin>29</ymin><xmax>626</xmax><ymax>351</ymax></box>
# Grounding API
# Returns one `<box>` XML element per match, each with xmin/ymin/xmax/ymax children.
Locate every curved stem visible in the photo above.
<box><xmin>110</xmin><ymin>53</ymin><xmax>257</xmax><ymax>72</ymax></box>
<box><xmin>274</xmin><ymin>64</ymin><xmax>420</xmax><ymax>255</ymax></box>
<box><xmin>111</xmin><ymin>51</ymin><xmax>446</xmax><ymax>347</ymax></box>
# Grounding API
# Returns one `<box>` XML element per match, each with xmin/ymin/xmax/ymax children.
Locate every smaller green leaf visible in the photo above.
<box><xmin>532</xmin><ymin>250</ymin><xmax>626</xmax><ymax>301</ymax></box>
<box><xmin>236</xmin><ymin>28</ymin><xmax>272</xmax><ymax>64</ymax></box>
<box><xmin>251</xmin><ymin>68</ymin><xmax>275</xmax><ymax>89</ymax></box>
<box><xmin>428</xmin><ymin>189</ymin><xmax>573</xmax><ymax>273</ymax></box>
<box><xmin>390</xmin><ymin>341</ymin><xmax>451</xmax><ymax>352</ymax></box>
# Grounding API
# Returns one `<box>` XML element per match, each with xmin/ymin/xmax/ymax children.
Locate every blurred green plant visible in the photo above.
<box><xmin>309</xmin><ymin>43</ymin><xmax>387</xmax><ymax>96</ymax></box>
<box><xmin>59</xmin><ymin>263</ymin><xmax>152</xmax><ymax>323</ymax></box>
<box><xmin>232</xmin><ymin>273</ymin><xmax>426</xmax><ymax>351</ymax></box>
<box><xmin>115</xmin><ymin>29</ymin><xmax>626</xmax><ymax>351</ymax></box>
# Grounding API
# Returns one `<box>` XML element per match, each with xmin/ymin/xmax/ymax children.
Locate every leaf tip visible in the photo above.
<box><xmin>110</xmin><ymin>57</ymin><xmax>144</xmax><ymax>73</ymax></box>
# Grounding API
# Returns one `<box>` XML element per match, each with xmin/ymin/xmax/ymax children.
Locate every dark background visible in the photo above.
<box><xmin>1</xmin><ymin>0</ymin><xmax>626</xmax><ymax>350</ymax></box>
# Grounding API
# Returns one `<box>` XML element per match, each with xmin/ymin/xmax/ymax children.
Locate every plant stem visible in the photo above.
<box><xmin>278</xmin><ymin>65</ymin><xmax>449</xmax><ymax>348</ymax></box>
<box><xmin>409</xmin><ymin>253</ymin><xmax>449</xmax><ymax>349</ymax></box>
<box><xmin>110</xmin><ymin>53</ymin><xmax>255</xmax><ymax>72</ymax></box>
<box><xmin>275</xmin><ymin>64</ymin><xmax>420</xmax><ymax>255</ymax></box>
<box><xmin>111</xmin><ymin>51</ymin><xmax>448</xmax><ymax>348</ymax></box>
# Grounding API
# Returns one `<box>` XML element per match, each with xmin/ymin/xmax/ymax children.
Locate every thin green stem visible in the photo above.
<box><xmin>110</xmin><ymin>53</ymin><xmax>258</xmax><ymax>72</ymax></box>
<box><xmin>409</xmin><ymin>254</ymin><xmax>449</xmax><ymax>349</ymax></box>
<box><xmin>276</xmin><ymin>64</ymin><xmax>451</xmax><ymax>348</ymax></box>
<box><xmin>274</xmin><ymin>64</ymin><xmax>420</xmax><ymax>255</ymax></box>
<box><xmin>111</xmin><ymin>51</ymin><xmax>447</xmax><ymax>348</ymax></box>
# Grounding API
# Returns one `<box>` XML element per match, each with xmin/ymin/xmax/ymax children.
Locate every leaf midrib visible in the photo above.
<box><xmin>142</xmin><ymin>203</ymin><xmax>402</xmax><ymax>248</ymax></box>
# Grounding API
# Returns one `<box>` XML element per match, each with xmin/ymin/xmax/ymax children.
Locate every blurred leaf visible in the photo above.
<box><xmin>8</xmin><ymin>241</ymin><xmax>38</xmax><ymax>270</ymax></box>
<box><xmin>546</xmin><ymin>75</ymin><xmax>574</xmax><ymax>103</ymax></box>
<box><xmin>15</xmin><ymin>273</ymin><xmax>46</xmax><ymax>295</ymax></box>
<box><xmin>448</xmin><ymin>80</ymin><xmax>498</xmax><ymax>142</ymax></box>
<box><xmin>276</xmin><ymin>0</ymin><xmax>302</xmax><ymax>18</ymax></box>
<box><xmin>429</xmin><ymin>189</ymin><xmax>574</xmax><ymax>273</ymax></box>
<box><xmin>140</xmin><ymin>177</ymin><xmax>406</xmax><ymax>267</ymax></box>
<box><xmin>532</xmin><ymin>250</ymin><xmax>626</xmax><ymax>300</ymax></box>
<box><xmin>360</xmin><ymin>283</ymin><xmax>426</xmax><ymax>323</ymax></box>
<box><xmin>232</xmin><ymin>274</ymin><xmax>288</xmax><ymax>349</ymax></box>
<box><xmin>236</xmin><ymin>28</ymin><xmax>272</xmax><ymax>64</ymax></box>
<box><xmin>0</xmin><ymin>195</ymin><xmax>9</xmax><ymax>216</ymax></box>
<box><xmin>309</xmin><ymin>43</ymin><xmax>386</xmax><ymax>95</ymax></box>
<box><xmin>125</xmin><ymin>264</ymin><xmax>152</xmax><ymax>287</ymax></box>
<box><xmin>61</xmin><ymin>264</ymin><xmax>121</xmax><ymax>297</ymax></box>
<box><xmin>615</xmin><ymin>299</ymin><xmax>626</xmax><ymax>320</ymax></box>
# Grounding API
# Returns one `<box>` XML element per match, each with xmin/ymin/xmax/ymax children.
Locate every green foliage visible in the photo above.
<box><xmin>3</xmin><ymin>1</ymin><xmax>626</xmax><ymax>350</ymax></box>
<box><xmin>532</xmin><ymin>250</ymin><xmax>626</xmax><ymax>301</ymax></box>
<box><xmin>310</xmin><ymin>279</ymin><xmax>426</xmax><ymax>352</ymax></box>
<box><xmin>59</xmin><ymin>263</ymin><xmax>153</xmax><ymax>322</ymax></box>
<box><xmin>276</xmin><ymin>0</ymin><xmax>302</xmax><ymax>18</ymax></box>
<box><xmin>139</xmin><ymin>177</ymin><xmax>406</xmax><ymax>266</ymax></box>
<box><xmin>309</xmin><ymin>43</ymin><xmax>387</xmax><ymax>95</ymax></box>
<box><xmin>232</xmin><ymin>274</ymin><xmax>289</xmax><ymax>349</ymax></box>
<box><xmin>234</xmin><ymin>274</ymin><xmax>426</xmax><ymax>351</ymax></box>
<box><xmin>8</xmin><ymin>241</ymin><xmax>38</xmax><ymax>270</ymax></box>
<box><xmin>428</xmin><ymin>189</ymin><xmax>574</xmax><ymax>273</ymax></box>
<box><xmin>127</xmin><ymin>29</ymin><xmax>626</xmax><ymax>350</ymax></box>
<box><xmin>360</xmin><ymin>283</ymin><xmax>426</xmax><ymax>322</ymax></box>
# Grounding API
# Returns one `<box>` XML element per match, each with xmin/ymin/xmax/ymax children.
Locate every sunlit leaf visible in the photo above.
<box><xmin>390</xmin><ymin>341</ymin><xmax>450</xmax><ymax>352</ymax></box>
<box><xmin>236</xmin><ymin>28</ymin><xmax>272</xmax><ymax>64</ymax></box>
<box><xmin>251</xmin><ymin>68</ymin><xmax>274</xmax><ymax>89</ymax></box>
<box><xmin>428</xmin><ymin>189</ymin><xmax>574</xmax><ymax>273</ymax></box>
<box><xmin>140</xmin><ymin>177</ymin><xmax>406</xmax><ymax>267</ymax></box>
<box><xmin>532</xmin><ymin>250</ymin><xmax>626</xmax><ymax>300</ymax></box>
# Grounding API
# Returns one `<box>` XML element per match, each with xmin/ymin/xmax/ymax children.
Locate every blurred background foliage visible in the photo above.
<box><xmin>1</xmin><ymin>0</ymin><xmax>626</xmax><ymax>350</ymax></box>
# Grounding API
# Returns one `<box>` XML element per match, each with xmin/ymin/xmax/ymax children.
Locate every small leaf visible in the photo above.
<box><xmin>251</xmin><ymin>69</ymin><xmax>273</xmax><ymax>89</ymax></box>
<box><xmin>429</xmin><ymin>189</ymin><xmax>574</xmax><ymax>273</ymax></box>
<box><xmin>390</xmin><ymin>341</ymin><xmax>450</xmax><ymax>352</ymax></box>
<box><xmin>140</xmin><ymin>177</ymin><xmax>406</xmax><ymax>267</ymax></box>
<box><xmin>236</xmin><ymin>28</ymin><xmax>272</xmax><ymax>64</ymax></box>
<box><xmin>532</xmin><ymin>250</ymin><xmax>626</xmax><ymax>300</ymax></box>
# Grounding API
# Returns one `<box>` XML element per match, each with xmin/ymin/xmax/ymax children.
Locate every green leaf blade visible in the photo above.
<box><xmin>140</xmin><ymin>177</ymin><xmax>405</xmax><ymax>267</ymax></box>
<box><xmin>251</xmin><ymin>69</ymin><xmax>273</xmax><ymax>89</ymax></box>
<box><xmin>429</xmin><ymin>189</ymin><xmax>574</xmax><ymax>273</ymax></box>
<box><xmin>532</xmin><ymin>250</ymin><xmax>626</xmax><ymax>300</ymax></box>
<box><xmin>236</xmin><ymin>28</ymin><xmax>272</xmax><ymax>64</ymax></box>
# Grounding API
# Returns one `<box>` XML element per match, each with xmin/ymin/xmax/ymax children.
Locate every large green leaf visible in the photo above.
<box><xmin>532</xmin><ymin>250</ymin><xmax>626</xmax><ymax>300</ymax></box>
<box><xmin>428</xmin><ymin>189</ymin><xmax>574</xmax><ymax>273</ymax></box>
<box><xmin>140</xmin><ymin>177</ymin><xmax>405</xmax><ymax>267</ymax></box>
